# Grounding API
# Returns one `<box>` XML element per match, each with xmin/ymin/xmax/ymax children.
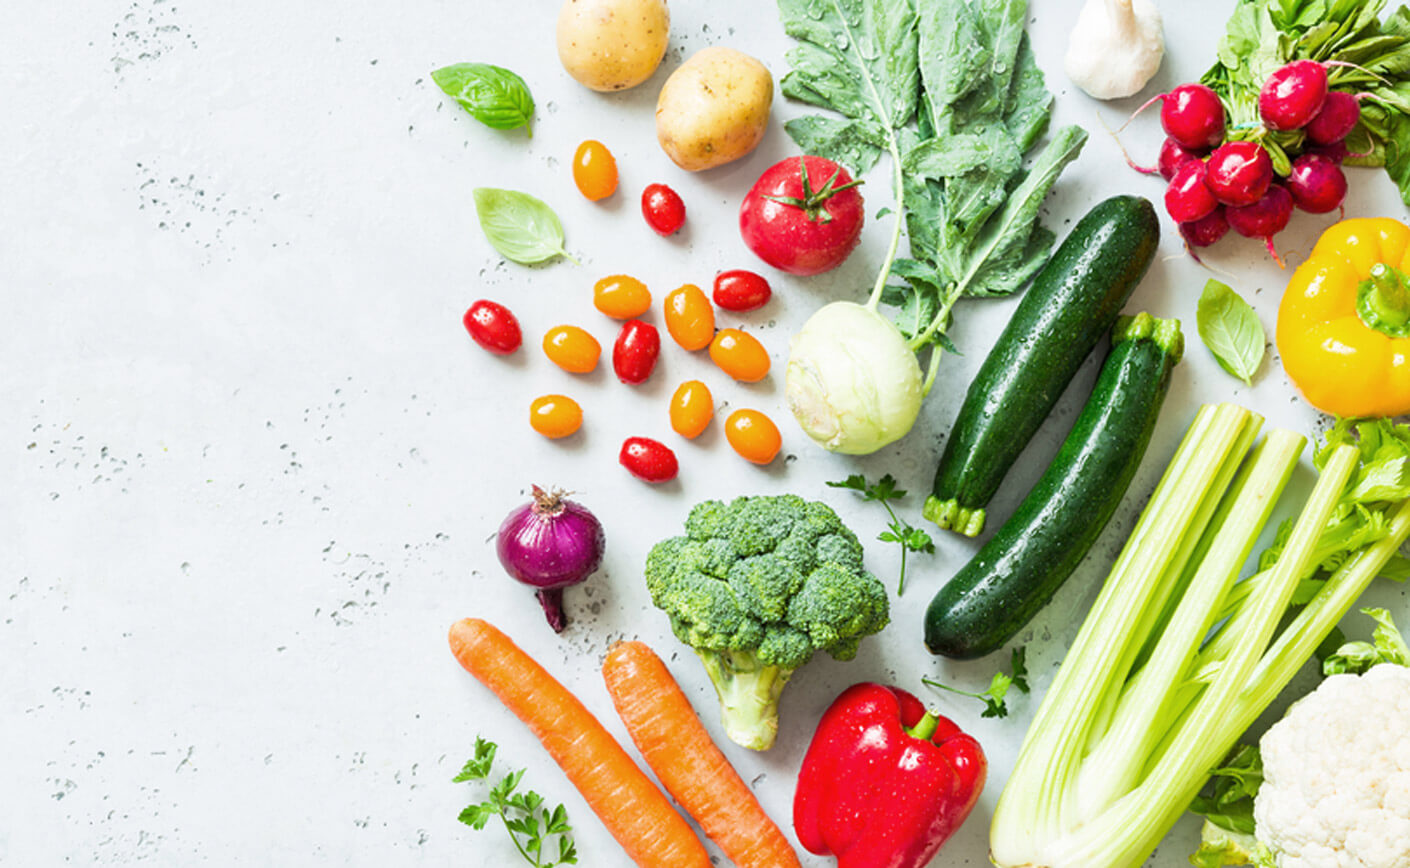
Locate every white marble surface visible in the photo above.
<box><xmin>4</xmin><ymin>0</ymin><xmax>1407</xmax><ymax>865</ymax></box>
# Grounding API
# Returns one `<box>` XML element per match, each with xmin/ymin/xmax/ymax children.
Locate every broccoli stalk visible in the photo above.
<box><xmin>645</xmin><ymin>495</ymin><xmax>890</xmax><ymax>751</ymax></box>
<box><xmin>694</xmin><ymin>649</ymin><xmax>794</xmax><ymax>751</ymax></box>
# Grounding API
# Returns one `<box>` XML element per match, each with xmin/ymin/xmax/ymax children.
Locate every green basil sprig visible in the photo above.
<box><xmin>432</xmin><ymin>63</ymin><xmax>535</xmax><ymax>135</ymax></box>
<box><xmin>473</xmin><ymin>188</ymin><xmax>576</xmax><ymax>265</ymax></box>
<box><xmin>1196</xmin><ymin>279</ymin><xmax>1265</xmax><ymax>386</ymax></box>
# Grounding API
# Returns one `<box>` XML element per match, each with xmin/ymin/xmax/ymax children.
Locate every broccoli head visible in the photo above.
<box><xmin>644</xmin><ymin>494</ymin><xmax>890</xmax><ymax>749</ymax></box>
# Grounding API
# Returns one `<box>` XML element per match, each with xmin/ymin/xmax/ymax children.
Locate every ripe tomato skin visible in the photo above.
<box><xmin>709</xmin><ymin>328</ymin><xmax>770</xmax><ymax>382</ymax></box>
<box><xmin>593</xmin><ymin>274</ymin><xmax>652</xmax><ymax>319</ymax></box>
<box><xmin>712</xmin><ymin>270</ymin><xmax>772</xmax><ymax>312</ymax></box>
<box><xmin>529</xmin><ymin>394</ymin><xmax>583</xmax><ymax>439</ymax></box>
<box><xmin>619</xmin><ymin>436</ymin><xmax>678</xmax><ymax>483</ymax></box>
<box><xmin>613</xmin><ymin>319</ymin><xmax>661</xmax><ymax>384</ymax></box>
<box><xmin>573</xmin><ymin>140</ymin><xmax>618</xmax><ymax>202</ymax></box>
<box><xmin>463</xmin><ymin>300</ymin><xmax>522</xmax><ymax>354</ymax></box>
<box><xmin>641</xmin><ymin>183</ymin><xmax>686</xmax><ymax>236</ymax></box>
<box><xmin>664</xmin><ymin>284</ymin><xmax>715</xmax><ymax>351</ymax></box>
<box><xmin>542</xmin><ymin>325</ymin><xmax>601</xmax><ymax>373</ymax></box>
<box><xmin>669</xmin><ymin>380</ymin><xmax>714</xmax><ymax>439</ymax></box>
<box><xmin>739</xmin><ymin>156</ymin><xmax>864</xmax><ymax>276</ymax></box>
<box><xmin>725</xmin><ymin>409</ymin><xmax>781</xmax><ymax>464</ymax></box>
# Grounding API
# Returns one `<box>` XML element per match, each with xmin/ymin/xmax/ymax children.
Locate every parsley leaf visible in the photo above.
<box><xmin>453</xmin><ymin>737</ymin><xmax>576</xmax><ymax>867</ymax></box>
<box><xmin>828</xmin><ymin>472</ymin><xmax>935</xmax><ymax>594</ymax></box>
<box><xmin>924</xmin><ymin>646</ymin><xmax>1030</xmax><ymax>718</ymax></box>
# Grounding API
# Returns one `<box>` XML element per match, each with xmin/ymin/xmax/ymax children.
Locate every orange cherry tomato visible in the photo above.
<box><xmin>725</xmin><ymin>409</ymin><xmax>781</xmax><ymax>464</ymax></box>
<box><xmin>593</xmin><ymin>275</ymin><xmax>652</xmax><ymax>320</ymax></box>
<box><xmin>709</xmin><ymin>328</ymin><xmax>770</xmax><ymax>382</ymax></box>
<box><xmin>573</xmin><ymin>140</ymin><xmax>619</xmax><ymax>202</ymax></box>
<box><xmin>542</xmin><ymin>325</ymin><xmax>600</xmax><ymax>373</ymax></box>
<box><xmin>664</xmin><ymin>284</ymin><xmax>715</xmax><ymax>351</ymax></box>
<box><xmin>529</xmin><ymin>394</ymin><xmax>582</xmax><ymax>439</ymax></box>
<box><xmin>669</xmin><ymin>380</ymin><xmax>714</xmax><ymax>439</ymax></box>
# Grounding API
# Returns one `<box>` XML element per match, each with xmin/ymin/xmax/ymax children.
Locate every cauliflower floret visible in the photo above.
<box><xmin>1255</xmin><ymin>664</ymin><xmax>1410</xmax><ymax>868</ymax></box>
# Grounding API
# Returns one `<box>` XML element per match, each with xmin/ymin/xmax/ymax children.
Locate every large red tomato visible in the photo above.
<box><xmin>739</xmin><ymin>156</ymin><xmax>864</xmax><ymax>276</ymax></box>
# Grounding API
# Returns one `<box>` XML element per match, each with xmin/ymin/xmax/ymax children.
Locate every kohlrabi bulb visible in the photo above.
<box><xmin>786</xmin><ymin>301</ymin><xmax>923</xmax><ymax>455</ymax></box>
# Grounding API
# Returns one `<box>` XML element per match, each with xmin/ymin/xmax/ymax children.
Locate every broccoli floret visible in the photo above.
<box><xmin>644</xmin><ymin>494</ymin><xmax>890</xmax><ymax>750</ymax></box>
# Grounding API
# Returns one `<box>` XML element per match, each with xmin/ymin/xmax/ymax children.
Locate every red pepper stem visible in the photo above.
<box><xmin>904</xmin><ymin>709</ymin><xmax>940</xmax><ymax>741</ymax></box>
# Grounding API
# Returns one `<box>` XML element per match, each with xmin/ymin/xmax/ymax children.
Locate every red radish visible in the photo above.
<box><xmin>1158</xmin><ymin>84</ymin><xmax>1226</xmax><ymax>150</ymax></box>
<box><xmin>1165</xmin><ymin>160</ymin><xmax>1220</xmax><ymax>223</ymax></box>
<box><xmin>1259</xmin><ymin>60</ymin><xmax>1329</xmax><ymax>131</ymax></box>
<box><xmin>1205</xmin><ymin>141</ymin><xmax>1273</xmax><ymax>207</ymax></box>
<box><xmin>1309</xmin><ymin>140</ymin><xmax>1349</xmax><ymax>164</ymax></box>
<box><xmin>1180</xmin><ymin>208</ymin><xmax>1230</xmax><ymax>248</ymax></box>
<box><xmin>1286</xmin><ymin>153</ymin><xmax>1348</xmax><ymax>214</ymax></box>
<box><xmin>1305</xmin><ymin>91</ymin><xmax>1361</xmax><ymax>145</ymax></box>
<box><xmin>1158</xmin><ymin>137</ymin><xmax>1204</xmax><ymax>181</ymax></box>
<box><xmin>1227</xmin><ymin>185</ymin><xmax>1294</xmax><ymax>264</ymax></box>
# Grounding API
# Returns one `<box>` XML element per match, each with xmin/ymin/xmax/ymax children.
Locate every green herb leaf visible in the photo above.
<box><xmin>431</xmin><ymin>63</ymin><xmax>534</xmax><ymax>135</ymax></box>
<box><xmin>829</xmin><ymin>471</ymin><xmax>933</xmax><ymax>594</ymax></box>
<box><xmin>472</xmin><ymin>188</ymin><xmax>574</xmax><ymax>265</ymax></box>
<box><xmin>1196</xmin><ymin>280</ymin><xmax>1266</xmax><ymax>385</ymax></box>
<box><xmin>453</xmin><ymin>738</ymin><xmax>576</xmax><ymax>867</ymax></box>
<box><xmin>923</xmin><ymin>644</ymin><xmax>1029</xmax><ymax>718</ymax></box>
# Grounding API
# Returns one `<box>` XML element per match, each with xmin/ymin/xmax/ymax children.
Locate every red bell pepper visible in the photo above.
<box><xmin>793</xmin><ymin>683</ymin><xmax>987</xmax><ymax>868</ymax></box>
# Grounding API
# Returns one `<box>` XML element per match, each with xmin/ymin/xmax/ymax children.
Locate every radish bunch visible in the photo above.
<box><xmin>1145</xmin><ymin>62</ymin><xmax>1356</xmax><ymax>261</ymax></box>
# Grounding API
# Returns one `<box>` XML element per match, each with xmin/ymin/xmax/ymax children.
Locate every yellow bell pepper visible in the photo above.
<box><xmin>1277</xmin><ymin>217</ymin><xmax>1410</xmax><ymax>418</ymax></box>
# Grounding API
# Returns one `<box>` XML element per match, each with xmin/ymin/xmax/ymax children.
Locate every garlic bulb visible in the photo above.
<box><xmin>1064</xmin><ymin>0</ymin><xmax>1165</xmax><ymax>100</ymax></box>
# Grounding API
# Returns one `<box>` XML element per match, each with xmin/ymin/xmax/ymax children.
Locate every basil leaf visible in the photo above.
<box><xmin>432</xmin><ymin>63</ymin><xmax>534</xmax><ymax>135</ymax></box>
<box><xmin>472</xmin><ymin>188</ymin><xmax>572</xmax><ymax>265</ymax></box>
<box><xmin>1196</xmin><ymin>279</ymin><xmax>1266</xmax><ymax>385</ymax></box>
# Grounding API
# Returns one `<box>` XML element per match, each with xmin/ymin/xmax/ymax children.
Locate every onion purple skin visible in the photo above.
<box><xmin>495</xmin><ymin>486</ymin><xmax>605</xmax><ymax>633</ymax></box>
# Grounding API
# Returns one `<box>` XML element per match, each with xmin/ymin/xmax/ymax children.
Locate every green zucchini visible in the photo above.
<box><xmin>923</xmin><ymin>313</ymin><xmax>1183</xmax><ymax>660</ymax></box>
<box><xmin>924</xmin><ymin>195</ymin><xmax>1160</xmax><ymax>537</ymax></box>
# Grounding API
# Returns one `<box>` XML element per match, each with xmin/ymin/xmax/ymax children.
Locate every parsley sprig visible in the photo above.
<box><xmin>454</xmin><ymin>737</ymin><xmax>577</xmax><ymax>867</ymax></box>
<box><xmin>828</xmin><ymin>473</ymin><xmax>935</xmax><ymax>595</ymax></box>
<box><xmin>924</xmin><ymin>646</ymin><xmax>1030</xmax><ymax>719</ymax></box>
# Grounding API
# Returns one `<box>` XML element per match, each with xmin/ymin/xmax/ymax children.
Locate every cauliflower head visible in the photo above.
<box><xmin>1255</xmin><ymin>663</ymin><xmax>1410</xmax><ymax>868</ymax></box>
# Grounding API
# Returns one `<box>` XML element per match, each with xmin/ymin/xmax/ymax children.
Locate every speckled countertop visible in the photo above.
<box><xmin>4</xmin><ymin>1</ymin><xmax>1406</xmax><ymax>865</ymax></box>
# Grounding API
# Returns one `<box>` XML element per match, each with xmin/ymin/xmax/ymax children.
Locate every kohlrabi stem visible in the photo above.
<box><xmin>915</xmin><ymin>287</ymin><xmax>962</xmax><ymax>395</ymax></box>
<box><xmin>866</xmin><ymin>135</ymin><xmax>907</xmax><ymax>312</ymax></box>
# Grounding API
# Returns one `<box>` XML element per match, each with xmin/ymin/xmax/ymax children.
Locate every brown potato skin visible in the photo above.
<box><xmin>656</xmin><ymin>47</ymin><xmax>773</xmax><ymax>172</ymax></box>
<box><xmin>556</xmin><ymin>0</ymin><xmax>670</xmax><ymax>93</ymax></box>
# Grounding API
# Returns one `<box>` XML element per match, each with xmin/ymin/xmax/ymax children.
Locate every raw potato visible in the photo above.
<box><xmin>656</xmin><ymin>47</ymin><xmax>773</xmax><ymax>172</ymax></box>
<box><xmin>556</xmin><ymin>0</ymin><xmax>670</xmax><ymax>93</ymax></box>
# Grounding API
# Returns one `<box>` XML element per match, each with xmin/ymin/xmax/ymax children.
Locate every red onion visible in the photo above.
<box><xmin>495</xmin><ymin>486</ymin><xmax>605</xmax><ymax>633</ymax></box>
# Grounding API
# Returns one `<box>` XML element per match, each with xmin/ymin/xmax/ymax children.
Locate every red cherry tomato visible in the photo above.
<box><xmin>619</xmin><ymin>436</ymin><xmax>678</xmax><ymax>483</ymax></box>
<box><xmin>463</xmin><ymin>300</ymin><xmax>522</xmax><ymax>354</ymax></box>
<box><xmin>739</xmin><ymin>156</ymin><xmax>864</xmax><ymax>276</ymax></box>
<box><xmin>712</xmin><ymin>269</ymin><xmax>772</xmax><ymax>312</ymax></box>
<box><xmin>641</xmin><ymin>183</ymin><xmax>686</xmax><ymax>236</ymax></box>
<box><xmin>612</xmin><ymin>319</ymin><xmax>660</xmax><ymax>384</ymax></box>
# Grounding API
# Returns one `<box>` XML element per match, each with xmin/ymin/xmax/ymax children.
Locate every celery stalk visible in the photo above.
<box><xmin>1071</xmin><ymin>429</ymin><xmax>1303</xmax><ymax>824</ymax></box>
<box><xmin>1038</xmin><ymin>443</ymin><xmax>1359</xmax><ymax>867</ymax></box>
<box><xmin>991</xmin><ymin>404</ymin><xmax>1258</xmax><ymax>866</ymax></box>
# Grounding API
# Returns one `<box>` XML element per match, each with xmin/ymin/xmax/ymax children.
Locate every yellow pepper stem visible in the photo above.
<box><xmin>1357</xmin><ymin>262</ymin><xmax>1410</xmax><ymax>337</ymax></box>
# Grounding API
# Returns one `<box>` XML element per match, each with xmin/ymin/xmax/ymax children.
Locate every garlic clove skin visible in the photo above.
<box><xmin>1065</xmin><ymin>0</ymin><xmax>1165</xmax><ymax>101</ymax></box>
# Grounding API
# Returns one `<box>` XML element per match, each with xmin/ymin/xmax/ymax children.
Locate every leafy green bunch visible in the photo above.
<box><xmin>777</xmin><ymin>0</ymin><xmax>1086</xmax><ymax>391</ymax></box>
<box><xmin>1204</xmin><ymin>0</ymin><xmax>1410</xmax><ymax>198</ymax></box>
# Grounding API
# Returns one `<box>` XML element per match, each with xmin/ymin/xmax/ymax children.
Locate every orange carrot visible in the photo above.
<box><xmin>602</xmin><ymin>640</ymin><xmax>804</xmax><ymax>868</ymax></box>
<box><xmin>447</xmin><ymin>618</ymin><xmax>711</xmax><ymax>868</ymax></box>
